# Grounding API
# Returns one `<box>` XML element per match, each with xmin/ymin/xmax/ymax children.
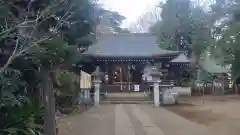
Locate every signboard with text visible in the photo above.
<box><xmin>80</xmin><ymin>71</ymin><xmax>91</xmax><ymax>89</ymax></box>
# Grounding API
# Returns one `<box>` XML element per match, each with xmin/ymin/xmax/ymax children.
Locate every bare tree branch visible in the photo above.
<box><xmin>0</xmin><ymin>37</ymin><xmax>19</xmax><ymax>73</ymax></box>
<box><xmin>0</xmin><ymin>0</ymin><xmax>78</xmax><ymax>73</ymax></box>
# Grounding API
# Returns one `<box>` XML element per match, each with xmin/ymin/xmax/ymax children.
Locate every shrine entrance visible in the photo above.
<box><xmin>107</xmin><ymin>62</ymin><xmax>144</xmax><ymax>92</ymax></box>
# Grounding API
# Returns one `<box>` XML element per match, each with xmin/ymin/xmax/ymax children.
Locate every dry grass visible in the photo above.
<box><xmin>165</xmin><ymin>95</ymin><xmax>240</xmax><ymax>135</ymax></box>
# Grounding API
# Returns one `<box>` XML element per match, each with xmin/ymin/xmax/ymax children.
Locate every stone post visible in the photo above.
<box><xmin>87</xmin><ymin>90</ymin><xmax>91</xmax><ymax>99</ymax></box>
<box><xmin>153</xmin><ymin>80</ymin><xmax>160</xmax><ymax>107</ymax></box>
<box><xmin>78</xmin><ymin>90</ymin><xmax>83</xmax><ymax>104</ymax></box>
<box><xmin>84</xmin><ymin>90</ymin><xmax>88</xmax><ymax>99</ymax></box>
<box><xmin>93</xmin><ymin>79</ymin><xmax>101</xmax><ymax>106</ymax></box>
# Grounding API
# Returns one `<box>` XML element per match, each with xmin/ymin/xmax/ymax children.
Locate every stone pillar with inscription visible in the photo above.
<box><xmin>92</xmin><ymin>66</ymin><xmax>102</xmax><ymax>106</ymax></box>
<box><xmin>153</xmin><ymin>80</ymin><xmax>161</xmax><ymax>107</ymax></box>
<box><xmin>93</xmin><ymin>79</ymin><xmax>101</xmax><ymax>106</ymax></box>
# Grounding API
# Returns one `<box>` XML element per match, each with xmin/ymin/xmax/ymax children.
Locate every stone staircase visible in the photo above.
<box><xmin>100</xmin><ymin>92</ymin><xmax>153</xmax><ymax>104</ymax></box>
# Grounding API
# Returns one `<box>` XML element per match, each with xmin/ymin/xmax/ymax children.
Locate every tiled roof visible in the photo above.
<box><xmin>85</xmin><ymin>33</ymin><xmax>179</xmax><ymax>57</ymax></box>
<box><xmin>170</xmin><ymin>53</ymin><xmax>191</xmax><ymax>63</ymax></box>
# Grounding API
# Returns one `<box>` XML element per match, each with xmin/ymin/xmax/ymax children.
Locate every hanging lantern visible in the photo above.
<box><xmin>132</xmin><ymin>64</ymin><xmax>136</xmax><ymax>70</ymax></box>
<box><xmin>105</xmin><ymin>74</ymin><xmax>109</xmax><ymax>82</ymax></box>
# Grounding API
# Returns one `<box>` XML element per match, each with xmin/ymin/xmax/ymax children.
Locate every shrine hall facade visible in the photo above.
<box><xmin>84</xmin><ymin>33</ymin><xmax>190</xmax><ymax>92</ymax></box>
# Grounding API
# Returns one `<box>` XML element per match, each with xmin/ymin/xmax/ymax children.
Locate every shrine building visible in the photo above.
<box><xmin>84</xmin><ymin>33</ymin><xmax>190</xmax><ymax>92</ymax></box>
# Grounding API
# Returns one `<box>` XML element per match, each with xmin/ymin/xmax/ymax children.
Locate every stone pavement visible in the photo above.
<box><xmin>58</xmin><ymin>104</ymin><xmax>225</xmax><ymax>135</ymax></box>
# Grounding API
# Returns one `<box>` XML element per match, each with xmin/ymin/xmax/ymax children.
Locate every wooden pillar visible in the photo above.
<box><xmin>120</xmin><ymin>63</ymin><xmax>123</xmax><ymax>90</ymax></box>
<box><xmin>128</xmin><ymin>62</ymin><xmax>131</xmax><ymax>91</ymax></box>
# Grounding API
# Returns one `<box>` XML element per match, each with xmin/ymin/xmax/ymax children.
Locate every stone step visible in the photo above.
<box><xmin>100</xmin><ymin>100</ymin><xmax>153</xmax><ymax>104</ymax></box>
<box><xmin>102</xmin><ymin>92</ymin><xmax>152</xmax><ymax>104</ymax></box>
<box><xmin>106</xmin><ymin>92</ymin><xmax>148</xmax><ymax>98</ymax></box>
<box><xmin>105</xmin><ymin>97</ymin><xmax>151</xmax><ymax>101</ymax></box>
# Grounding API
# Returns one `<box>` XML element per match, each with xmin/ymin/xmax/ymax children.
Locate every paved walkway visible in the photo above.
<box><xmin>58</xmin><ymin>104</ymin><xmax>224</xmax><ymax>135</ymax></box>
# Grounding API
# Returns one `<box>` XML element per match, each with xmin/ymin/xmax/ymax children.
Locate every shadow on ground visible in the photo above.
<box><xmin>163</xmin><ymin>103</ymin><xmax>222</xmax><ymax>125</ymax></box>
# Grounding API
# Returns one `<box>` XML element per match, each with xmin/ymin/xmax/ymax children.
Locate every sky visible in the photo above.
<box><xmin>100</xmin><ymin>0</ymin><xmax>159</xmax><ymax>28</ymax></box>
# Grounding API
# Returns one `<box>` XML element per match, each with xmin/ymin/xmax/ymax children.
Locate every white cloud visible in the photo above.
<box><xmin>100</xmin><ymin>0</ymin><xmax>158</xmax><ymax>28</ymax></box>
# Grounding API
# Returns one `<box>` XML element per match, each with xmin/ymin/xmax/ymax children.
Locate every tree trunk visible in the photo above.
<box><xmin>43</xmin><ymin>70</ymin><xmax>56</xmax><ymax>135</ymax></box>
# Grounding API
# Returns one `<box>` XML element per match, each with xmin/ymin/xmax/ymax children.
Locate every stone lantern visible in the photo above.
<box><xmin>91</xmin><ymin>67</ymin><xmax>103</xmax><ymax>106</ymax></box>
<box><xmin>143</xmin><ymin>66</ymin><xmax>162</xmax><ymax>83</ymax></box>
<box><xmin>91</xmin><ymin>67</ymin><xmax>103</xmax><ymax>81</ymax></box>
<box><xmin>143</xmin><ymin>66</ymin><xmax>162</xmax><ymax>107</ymax></box>
<box><xmin>149</xmin><ymin>68</ymin><xmax>162</xmax><ymax>83</ymax></box>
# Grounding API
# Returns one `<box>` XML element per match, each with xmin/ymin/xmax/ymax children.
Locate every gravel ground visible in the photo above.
<box><xmin>58</xmin><ymin>103</ymin><xmax>240</xmax><ymax>135</ymax></box>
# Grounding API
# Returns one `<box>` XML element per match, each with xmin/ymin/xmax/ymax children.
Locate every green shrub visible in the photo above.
<box><xmin>55</xmin><ymin>71</ymin><xmax>79</xmax><ymax>109</ymax></box>
<box><xmin>0</xmin><ymin>101</ymin><xmax>43</xmax><ymax>135</ymax></box>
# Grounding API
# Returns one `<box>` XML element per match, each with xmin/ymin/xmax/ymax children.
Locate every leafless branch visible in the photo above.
<box><xmin>21</xmin><ymin>10</ymin><xmax>41</xmax><ymax>51</ymax></box>
<box><xmin>0</xmin><ymin>0</ymin><xmax>75</xmax><ymax>72</ymax></box>
<box><xmin>0</xmin><ymin>0</ymin><xmax>66</xmax><ymax>36</ymax></box>
<box><xmin>15</xmin><ymin>36</ymin><xmax>52</xmax><ymax>57</ymax></box>
<box><xmin>0</xmin><ymin>37</ymin><xmax>19</xmax><ymax>74</ymax></box>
